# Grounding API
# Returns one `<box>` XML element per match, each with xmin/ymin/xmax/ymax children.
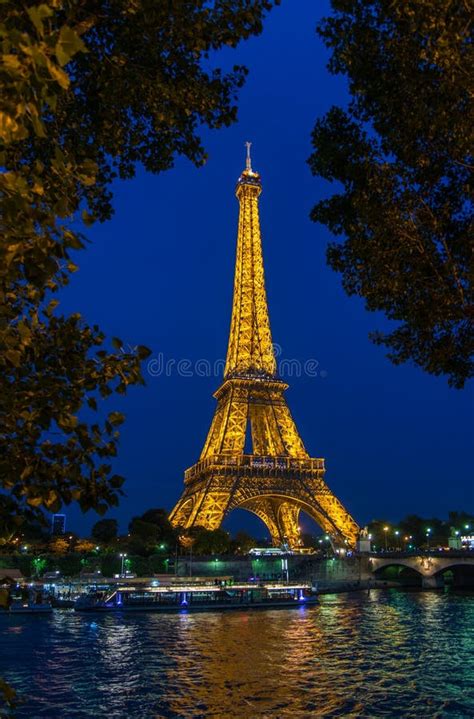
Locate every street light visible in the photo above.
<box><xmin>383</xmin><ymin>526</ymin><xmax>389</xmax><ymax>551</ymax></box>
<box><xmin>394</xmin><ymin>530</ymin><xmax>400</xmax><ymax>551</ymax></box>
<box><xmin>119</xmin><ymin>552</ymin><xmax>127</xmax><ymax>575</ymax></box>
<box><xmin>426</xmin><ymin>528</ymin><xmax>431</xmax><ymax>549</ymax></box>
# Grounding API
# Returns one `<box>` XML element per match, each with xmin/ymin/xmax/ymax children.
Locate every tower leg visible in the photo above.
<box><xmin>238</xmin><ymin>498</ymin><xmax>301</xmax><ymax>548</ymax></box>
<box><xmin>239</xmin><ymin>498</ymin><xmax>283</xmax><ymax>546</ymax></box>
<box><xmin>276</xmin><ymin>502</ymin><xmax>301</xmax><ymax>548</ymax></box>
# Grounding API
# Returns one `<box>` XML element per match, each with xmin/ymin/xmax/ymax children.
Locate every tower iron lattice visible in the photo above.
<box><xmin>169</xmin><ymin>146</ymin><xmax>359</xmax><ymax>548</ymax></box>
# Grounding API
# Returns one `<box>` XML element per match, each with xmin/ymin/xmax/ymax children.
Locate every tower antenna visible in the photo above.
<box><xmin>245</xmin><ymin>141</ymin><xmax>252</xmax><ymax>172</ymax></box>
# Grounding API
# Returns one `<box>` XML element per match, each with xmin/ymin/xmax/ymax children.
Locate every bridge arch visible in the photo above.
<box><xmin>373</xmin><ymin>563</ymin><xmax>423</xmax><ymax>587</ymax></box>
<box><xmin>432</xmin><ymin>563</ymin><xmax>474</xmax><ymax>588</ymax></box>
<box><xmin>370</xmin><ymin>556</ymin><xmax>474</xmax><ymax>589</ymax></box>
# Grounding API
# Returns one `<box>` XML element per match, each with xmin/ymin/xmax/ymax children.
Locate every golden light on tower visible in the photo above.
<box><xmin>169</xmin><ymin>146</ymin><xmax>359</xmax><ymax>548</ymax></box>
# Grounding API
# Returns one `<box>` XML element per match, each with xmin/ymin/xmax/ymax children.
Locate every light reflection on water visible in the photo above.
<box><xmin>1</xmin><ymin>590</ymin><xmax>473</xmax><ymax>718</ymax></box>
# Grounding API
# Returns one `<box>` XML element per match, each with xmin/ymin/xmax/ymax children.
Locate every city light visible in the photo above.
<box><xmin>119</xmin><ymin>553</ymin><xmax>128</xmax><ymax>575</ymax></box>
<box><xmin>426</xmin><ymin>528</ymin><xmax>432</xmax><ymax>549</ymax></box>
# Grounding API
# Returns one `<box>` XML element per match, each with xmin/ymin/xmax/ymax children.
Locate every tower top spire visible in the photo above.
<box><xmin>227</xmin><ymin>151</ymin><xmax>274</xmax><ymax>378</ymax></box>
<box><xmin>245</xmin><ymin>141</ymin><xmax>252</xmax><ymax>172</ymax></box>
<box><xmin>238</xmin><ymin>141</ymin><xmax>260</xmax><ymax>187</ymax></box>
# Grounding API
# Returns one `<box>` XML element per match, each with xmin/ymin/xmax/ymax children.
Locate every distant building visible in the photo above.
<box><xmin>0</xmin><ymin>569</ymin><xmax>24</xmax><ymax>585</ymax></box>
<box><xmin>51</xmin><ymin>514</ymin><xmax>66</xmax><ymax>536</ymax></box>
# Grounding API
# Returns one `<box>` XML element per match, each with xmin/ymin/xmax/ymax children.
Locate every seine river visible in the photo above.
<box><xmin>1</xmin><ymin>590</ymin><xmax>473</xmax><ymax>718</ymax></box>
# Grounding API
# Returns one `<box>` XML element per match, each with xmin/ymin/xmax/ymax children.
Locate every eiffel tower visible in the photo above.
<box><xmin>169</xmin><ymin>145</ymin><xmax>359</xmax><ymax>548</ymax></box>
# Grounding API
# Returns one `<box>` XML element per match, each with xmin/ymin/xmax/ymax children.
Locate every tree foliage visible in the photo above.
<box><xmin>367</xmin><ymin>510</ymin><xmax>474</xmax><ymax>549</ymax></box>
<box><xmin>231</xmin><ymin>530</ymin><xmax>257</xmax><ymax>554</ymax></box>
<box><xmin>49</xmin><ymin>537</ymin><xmax>69</xmax><ymax>554</ymax></box>
<box><xmin>0</xmin><ymin>0</ymin><xmax>277</xmax><ymax>539</ymax></box>
<box><xmin>188</xmin><ymin>526</ymin><xmax>232</xmax><ymax>555</ymax></box>
<box><xmin>128</xmin><ymin>508</ymin><xmax>177</xmax><ymax>552</ymax></box>
<box><xmin>308</xmin><ymin>0</ymin><xmax>473</xmax><ymax>387</ymax></box>
<box><xmin>91</xmin><ymin>518</ymin><xmax>118</xmax><ymax>544</ymax></box>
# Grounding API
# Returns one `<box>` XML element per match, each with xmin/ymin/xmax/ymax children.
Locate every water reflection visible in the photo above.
<box><xmin>0</xmin><ymin>590</ymin><xmax>473</xmax><ymax>718</ymax></box>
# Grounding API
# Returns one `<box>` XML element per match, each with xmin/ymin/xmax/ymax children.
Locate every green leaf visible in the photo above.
<box><xmin>108</xmin><ymin>411</ymin><xmax>125</xmax><ymax>426</ymax></box>
<box><xmin>110</xmin><ymin>474</ymin><xmax>124</xmax><ymax>488</ymax></box>
<box><xmin>81</xmin><ymin>209</ymin><xmax>95</xmax><ymax>226</ymax></box>
<box><xmin>27</xmin><ymin>4</ymin><xmax>53</xmax><ymax>36</ymax></box>
<box><xmin>45</xmin><ymin>299</ymin><xmax>60</xmax><ymax>316</ymax></box>
<box><xmin>46</xmin><ymin>58</ymin><xmax>70</xmax><ymax>89</ymax></box>
<box><xmin>20</xmin><ymin>466</ymin><xmax>34</xmax><ymax>480</ymax></box>
<box><xmin>55</xmin><ymin>26</ymin><xmax>87</xmax><ymax>67</ymax></box>
<box><xmin>137</xmin><ymin>345</ymin><xmax>152</xmax><ymax>359</ymax></box>
<box><xmin>6</xmin><ymin>350</ymin><xmax>21</xmax><ymax>367</ymax></box>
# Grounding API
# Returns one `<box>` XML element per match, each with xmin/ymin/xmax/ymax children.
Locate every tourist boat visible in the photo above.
<box><xmin>74</xmin><ymin>581</ymin><xmax>318</xmax><ymax>613</ymax></box>
<box><xmin>0</xmin><ymin>586</ymin><xmax>53</xmax><ymax>614</ymax></box>
<box><xmin>8</xmin><ymin>600</ymin><xmax>53</xmax><ymax>614</ymax></box>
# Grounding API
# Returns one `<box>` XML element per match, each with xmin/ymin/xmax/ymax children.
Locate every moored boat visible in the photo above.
<box><xmin>75</xmin><ymin>581</ymin><xmax>317</xmax><ymax>613</ymax></box>
<box><xmin>9</xmin><ymin>600</ymin><xmax>53</xmax><ymax>614</ymax></box>
<box><xmin>1</xmin><ymin>586</ymin><xmax>53</xmax><ymax>614</ymax></box>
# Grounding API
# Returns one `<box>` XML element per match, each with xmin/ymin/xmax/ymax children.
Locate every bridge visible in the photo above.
<box><xmin>369</xmin><ymin>551</ymin><xmax>474</xmax><ymax>588</ymax></box>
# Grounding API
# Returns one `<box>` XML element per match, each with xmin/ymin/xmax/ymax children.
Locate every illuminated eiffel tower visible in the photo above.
<box><xmin>169</xmin><ymin>145</ymin><xmax>359</xmax><ymax>548</ymax></box>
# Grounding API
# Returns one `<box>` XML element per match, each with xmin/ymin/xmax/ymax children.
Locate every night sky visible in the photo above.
<box><xmin>60</xmin><ymin>1</ymin><xmax>473</xmax><ymax>537</ymax></box>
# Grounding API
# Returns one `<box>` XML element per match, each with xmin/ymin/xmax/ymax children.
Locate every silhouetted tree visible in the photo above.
<box><xmin>231</xmin><ymin>531</ymin><xmax>257</xmax><ymax>554</ymax></box>
<box><xmin>141</xmin><ymin>509</ymin><xmax>177</xmax><ymax>544</ymax></box>
<box><xmin>91</xmin><ymin>519</ymin><xmax>118</xmax><ymax>544</ymax></box>
<box><xmin>309</xmin><ymin>0</ymin><xmax>473</xmax><ymax>387</ymax></box>
<box><xmin>448</xmin><ymin>511</ymin><xmax>474</xmax><ymax>532</ymax></box>
<box><xmin>128</xmin><ymin>508</ymin><xmax>177</xmax><ymax>552</ymax></box>
<box><xmin>189</xmin><ymin>527</ymin><xmax>232</xmax><ymax>555</ymax></box>
<box><xmin>1</xmin><ymin>0</ymin><xmax>277</xmax><ymax>538</ymax></box>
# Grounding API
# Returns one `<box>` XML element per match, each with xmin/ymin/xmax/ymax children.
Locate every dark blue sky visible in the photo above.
<box><xmin>61</xmin><ymin>1</ymin><xmax>473</xmax><ymax>537</ymax></box>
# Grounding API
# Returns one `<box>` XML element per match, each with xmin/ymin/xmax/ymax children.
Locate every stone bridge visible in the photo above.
<box><xmin>369</xmin><ymin>551</ymin><xmax>474</xmax><ymax>588</ymax></box>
